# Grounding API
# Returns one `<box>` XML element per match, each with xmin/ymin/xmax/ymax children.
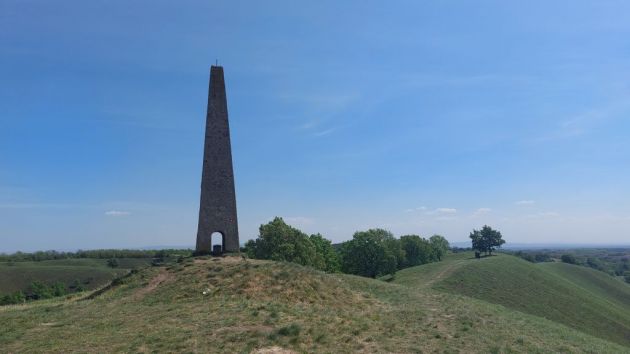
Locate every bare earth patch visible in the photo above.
<box><xmin>133</xmin><ymin>269</ymin><xmax>174</xmax><ymax>299</ymax></box>
<box><xmin>251</xmin><ymin>346</ymin><xmax>296</xmax><ymax>354</ymax></box>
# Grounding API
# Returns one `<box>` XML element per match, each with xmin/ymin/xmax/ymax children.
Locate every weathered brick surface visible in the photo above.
<box><xmin>196</xmin><ymin>66</ymin><xmax>239</xmax><ymax>253</ymax></box>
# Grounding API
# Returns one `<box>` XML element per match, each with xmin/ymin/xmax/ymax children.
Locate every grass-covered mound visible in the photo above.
<box><xmin>432</xmin><ymin>254</ymin><xmax>630</xmax><ymax>347</ymax></box>
<box><xmin>1</xmin><ymin>255</ymin><xmax>627</xmax><ymax>353</ymax></box>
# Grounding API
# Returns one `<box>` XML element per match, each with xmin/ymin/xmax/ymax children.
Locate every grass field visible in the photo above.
<box><xmin>1</xmin><ymin>254</ymin><xmax>628</xmax><ymax>353</ymax></box>
<box><xmin>0</xmin><ymin>258</ymin><xmax>152</xmax><ymax>295</ymax></box>
<box><xmin>428</xmin><ymin>253</ymin><xmax>630</xmax><ymax>347</ymax></box>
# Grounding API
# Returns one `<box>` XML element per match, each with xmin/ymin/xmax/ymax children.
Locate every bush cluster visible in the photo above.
<box><xmin>0</xmin><ymin>291</ymin><xmax>25</xmax><ymax>305</ymax></box>
<box><xmin>28</xmin><ymin>281</ymin><xmax>67</xmax><ymax>300</ymax></box>
<box><xmin>244</xmin><ymin>217</ymin><xmax>449</xmax><ymax>278</ymax></box>
<box><xmin>244</xmin><ymin>217</ymin><xmax>340</xmax><ymax>272</ymax></box>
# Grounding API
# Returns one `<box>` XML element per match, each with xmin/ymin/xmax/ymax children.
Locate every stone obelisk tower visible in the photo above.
<box><xmin>196</xmin><ymin>66</ymin><xmax>239</xmax><ymax>254</ymax></box>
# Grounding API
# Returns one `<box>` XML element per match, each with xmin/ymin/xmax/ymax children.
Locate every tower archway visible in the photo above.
<box><xmin>211</xmin><ymin>231</ymin><xmax>224</xmax><ymax>255</ymax></box>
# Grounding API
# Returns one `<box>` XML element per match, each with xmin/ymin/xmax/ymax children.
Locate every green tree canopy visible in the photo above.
<box><xmin>429</xmin><ymin>235</ymin><xmax>450</xmax><ymax>261</ymax></box>
<box><xmin>244</xmin><ymin>217</ymin><xmax>339</xmax><ymax>272</ymax></box>
<box><xmin>561</xmin><ymin>254</ymin><xmax>577</xmax><ymax>264</ymax></box>
<box><xmin>400</xmin><ymin>235</ymin><xmax>433</xmax><ymax>267</ymax></box>
<box><xmin>469</xmin><ymin>225</ymin><xmax>505</xmax><ymax>256</ymax></box>
<box><xmin>309</xmin><ymin>233</ymin><xmax>341</xmax><ymax>273</ymax></box>
<box><xmin>245</xmin><ymin>217</ymin><xmax>317</xmax><ymax>266</ymax></box>
<box><xmin>339</xmin><ymin>229</ymin><xmax>399</xmax><ymax>278</ymax></box>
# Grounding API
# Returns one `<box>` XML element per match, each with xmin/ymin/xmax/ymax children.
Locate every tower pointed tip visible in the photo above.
<box><xmin>211</xmin><ymin>58</ymin><xmax>222</xmax><ymax>69</ymax></box>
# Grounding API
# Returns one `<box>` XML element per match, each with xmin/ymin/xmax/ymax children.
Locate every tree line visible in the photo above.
<box><xmin>0</xmin><ymin>249</ymin><xmax>192</xmax><ymax>262</ymax></box>
<box><xmin>244</xmin><ymin>217</ymin><xmax>450</xmax><ymax>278</ymax></box>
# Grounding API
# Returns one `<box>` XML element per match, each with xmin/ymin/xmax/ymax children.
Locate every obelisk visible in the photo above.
<box><xmin>196</xmin><ymin>66</ymin><xmax>239</xmax><ymax>254</ymax></box>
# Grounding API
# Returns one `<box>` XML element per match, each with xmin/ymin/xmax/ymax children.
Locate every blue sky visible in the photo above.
<box><xmin>2</xmin><ymin>1</ymin><xmax>630</xmax><ymax>252</ymax></box>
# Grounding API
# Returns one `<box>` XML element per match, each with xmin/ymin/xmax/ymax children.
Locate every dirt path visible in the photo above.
<box><xmin>133</xmin><ymin>269</ymin><xmax>174</xmax><ymax>299</ymax></box>
<box><xmin>422</xmin><ymin>259</ymin><xmax>468</xmax><ymax>288</ymax></box>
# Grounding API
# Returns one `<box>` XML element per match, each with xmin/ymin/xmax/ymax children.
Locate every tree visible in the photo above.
<box><xmin>309</xmin><ymin>233</ymin><xmax>341</xmax><ymax>273</ymax></box>
<box><xmin>339</xmin><ymin>229</ymin><xmax>398</xmax><ymax>278</ymax></box>
<box><xmin>244</xmin><ymin>217</ymin><xmax>340</xmax><ymax>273</ymax></box>
<box><xmin>245</xmin><ymin>217</ymin><xmax>318</xmax><ymax>267</ymax></box>
<box><xmin>400</xmin><ymin>235</ymin><xmax>433</xmax><ymax>267</ymax></box>
<box><xmin>469</xmin><ymin>225</ymin><xmax>505</xmax><ymax>256</ymax></box>
<box><xmin>384</xmin><ymin>236</ymin><xmax>406</xmax><ymax>270</ymax></box>
<box><xmin>561</xmin><ymin>254</ymin><xmax>577</xmax><ymax>264</ymax></box>
<box><xmin>429</xmin><ymin>235</ymin><xmax>450</xmax><ymax>261</ymax></box>
<box><xmin>624</xmin><ymin>271</ymin><xmax>630</xmax><ymax>284</ymax></box>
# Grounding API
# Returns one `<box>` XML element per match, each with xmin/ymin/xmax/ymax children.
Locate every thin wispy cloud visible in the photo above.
<box><xmin>299</xmin><ymin>119</ymin><xmax>320</xmax><ymax>130</ymax></box>
<box><xmin>277</xmin><ymin>92</ymin><xmax>359</xmax><ymax>109</ymax></box>
<box><xmin>313</xmin><ymin>128</ymin><xmax>336</xmax><ymax>137</ymax></box>
<box><xmin>435</xmin><ymin>208</ymin><xmax>457</xmax><ymax>214</ymax></box>
<box><xmin>105</xmin><ymin>210</ymin><xmax>130</xmax><ymax>216</ymax></box>
<box><xmin>540</xmin><ymin>98</ymin><xmax>630</xmax><ymax>141</ymax></box>
<box><xmin>422</xmin><ymin>208</ymin><xmax>458</xmax><ymax>221</ymax></box>
<box><xmin>404</xmin><ymin>206</ymin><xmax>427</xmax><ymax>213</ymax></box>
<box><xmin>515</xmin><ymin>200</ymin><xmax>535</xmax><ymax>206</ymax></box>
<box><xmin>472</xmin><ymin>208</ymin><xmax>492</xmax><ymax>217</ymax></box>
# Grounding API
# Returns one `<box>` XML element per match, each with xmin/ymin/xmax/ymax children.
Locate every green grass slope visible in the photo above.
<box><xmin>429</xmin><ymin>254</ymin><xmax>630</xmax><ymax>347</ymax></box>
<box><xmin>0</xmin><ymin>258</ymin><xmax>151</xmax><ymax>294</ymax></box>
<box><xmin>1</xmin><ymin>256</ymin><xmax>627</xmax><ymax>353</ymax></box>
<box><xmin>541</xmin><ymin>261</ymin><xmax>630</xmax><ymax>308</ymax></box>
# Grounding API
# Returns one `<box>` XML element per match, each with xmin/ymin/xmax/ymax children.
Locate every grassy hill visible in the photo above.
<box><xmin>1</xmin><ymin>255</ymin><xmax>628</xmax><ymax>353</ymax></box>
<box><xmin>422</xmin><ymin>253</ymin><xmax>630</xmax><ymax>347</ymax></box>
<box><xmin>541</xmin><ymin>261</ymin><xmax>630</xmax><ymax>308</ymax></box>
<box><xmin>0</xmin><ymin>258</ymin><xmax>151</xmax><ymax>295</ymax></box>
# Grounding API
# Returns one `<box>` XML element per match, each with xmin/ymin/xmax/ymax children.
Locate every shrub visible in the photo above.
<box><xmin>277</xmin><ymin>323</ymin><xmax>301</xmax><ymax>336</ymax></box>
<box><xmin>0</xmin><ymin>291</ymin><xmax>25</xmax><ymax>305</ymax></box>
<box><xmin>106</xmin><ymin>258</ymin><xmax>119</xmax><ymax>268</ymax></box>
<box><xmin>29</xmin><ymin>281</ymin><xmax>53</xmax><ymax>300</ymax></box>
<box><xmin>51</xmin><ymin>282</ymin><xmax>66</xmax><ymax>297</ymax></box>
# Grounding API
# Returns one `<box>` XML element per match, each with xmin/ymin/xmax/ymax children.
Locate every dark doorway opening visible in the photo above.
<box><xmin>211</xmin><ymin>232</ymin><xmax>224</xmax><ymax>256</ymax></box>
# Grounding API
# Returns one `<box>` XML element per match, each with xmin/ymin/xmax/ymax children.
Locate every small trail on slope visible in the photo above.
<box><xmin>133</xmin><ymin>268</ymin><xmax>174</xmax><ymax>300</ymax></box>
<box><xmin>423</xmin><ymin>259</ymin><xmax>469</xmax><ymax>289</ymax></box>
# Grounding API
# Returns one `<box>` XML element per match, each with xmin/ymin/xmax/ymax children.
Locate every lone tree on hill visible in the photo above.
<box><xmin>469</xmin><ymin>225</ymin><xmax>505</xmax><ymax>256</ymax></box>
